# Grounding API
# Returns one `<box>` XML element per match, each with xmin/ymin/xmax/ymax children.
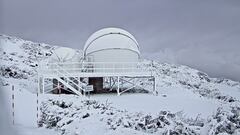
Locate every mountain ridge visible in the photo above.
<box><xmin>1</xmin><ymin>34</ymin><xmax>240</xmax><ymax>134</ymax></box>
<box><xmin>0</xmin><ymin>34</ymin><xmax>239</xmax><ymax>94</ymax></box>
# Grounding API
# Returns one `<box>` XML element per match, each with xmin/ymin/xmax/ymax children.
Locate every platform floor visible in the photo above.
<box><xmin>40</xmin><ymin>71</ymin><xmax>154</xmax><ymax>78</ymax></box>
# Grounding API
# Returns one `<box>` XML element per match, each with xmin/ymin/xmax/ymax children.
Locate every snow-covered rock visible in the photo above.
<box><xmin>0</xmin><ymin>34</ymin><xmax>54</xmax><ymax>92</ymax></box>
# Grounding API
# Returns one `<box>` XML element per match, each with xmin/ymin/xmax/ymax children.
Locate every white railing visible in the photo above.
<box><xmin>39</xmin><ymin>61</ymin><xmax>152</xmax><ymax>75</ymax></box>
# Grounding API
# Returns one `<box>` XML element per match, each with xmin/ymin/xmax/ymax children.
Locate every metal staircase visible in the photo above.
<box><xmin>54</xmin><ymin>64</ymin><xmax>87</xmax><ymax>96</ymax></box>
<box><xmin>55</xmin><ymin>77</ymin><xmax>82</xmax><ymax>96</ymax></box>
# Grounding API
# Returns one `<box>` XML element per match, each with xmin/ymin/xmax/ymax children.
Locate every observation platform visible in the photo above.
<box><xmin>38</xmin><ymin>62</ymin><xmax>155</xmax><ymax>78</ymax></box>
<box><xmin>38</xmin><ymin>61</ymin><xmax>156</xmax><ymax>96</ymax></box>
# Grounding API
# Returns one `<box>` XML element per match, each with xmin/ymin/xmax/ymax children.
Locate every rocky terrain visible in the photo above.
<box><xmin>1</xmin><ymin>34</ymin><xmax>240</xmax><ymax>135</ymax></box>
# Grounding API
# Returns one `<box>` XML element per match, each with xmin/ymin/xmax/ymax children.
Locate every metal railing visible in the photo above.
<box><xmin>39</xmin><ymin>62</ymin><xmax>152</xmax><ymax>75</ymax></box>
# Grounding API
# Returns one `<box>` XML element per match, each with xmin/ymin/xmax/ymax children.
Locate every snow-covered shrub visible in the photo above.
<box><xmin>207</xmin><ymin>107</ymin><xmax>240</xmax><ymax>134</ymax></box>
<box><xmin>39</xmin><ymin>97</ymin><xmax>199</xmax><ymax>135</ymax></box>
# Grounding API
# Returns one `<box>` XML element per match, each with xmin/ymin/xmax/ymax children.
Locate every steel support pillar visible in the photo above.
<box><xmin>117</xmin><ymin>76</ymin><xmax>120</xmax><ymax>96</ymax></box>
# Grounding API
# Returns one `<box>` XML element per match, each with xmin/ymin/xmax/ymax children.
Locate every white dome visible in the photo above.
<box><xmin>84</xmin><ymin>27</ymin><xmax>140</xmax><ymax>57</ymax></box>
<box><xmin>50</xmin><ymin>47</ymin><xmax>79</xmax><ymax>62</ymax></box>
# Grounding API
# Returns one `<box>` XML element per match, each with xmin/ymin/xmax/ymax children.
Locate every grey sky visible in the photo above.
<box><xmin>1</xmin><ymin>0</ymin><xmax>240</xmax><ymax>81</ymax></box>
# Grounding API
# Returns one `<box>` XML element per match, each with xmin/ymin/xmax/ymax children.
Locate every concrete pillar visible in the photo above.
<box><xmin>89</xmin><ymin>77</ymin><xmax>103</xmax><ymax>93</ymax></box>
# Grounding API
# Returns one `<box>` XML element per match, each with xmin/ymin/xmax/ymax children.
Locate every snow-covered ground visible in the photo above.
<box><xmin>1</xmin><ymin>34</ymin><xmax>240</xmax><ymax>134</ymax></box>
<box><xmin>92</xmin><ymin>88</ymin><xmax>220</xmax><ymax>118</ymax></box>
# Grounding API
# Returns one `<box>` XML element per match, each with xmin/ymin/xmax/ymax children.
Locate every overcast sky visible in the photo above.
<box><xmin>1</xmin><ymin>0</ymin><xmax>240</xmax><ymax>81</ymax></box>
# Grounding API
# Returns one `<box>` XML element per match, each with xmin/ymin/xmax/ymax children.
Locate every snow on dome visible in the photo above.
<box><xmin>84</xmin><ymin>27</ymin><xmax>140</xmax><ymax>57</ymax></box>
<box><xmin>49</xmin><ymin>47</ymin><xmax>79</xmax><ymax>62</ymax></box>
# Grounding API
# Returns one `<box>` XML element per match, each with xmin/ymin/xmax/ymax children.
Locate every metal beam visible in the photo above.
<box><xmin>109</xmin><ymin>77</ymin><xmax>116</xmax><ymax>91</ymax></box>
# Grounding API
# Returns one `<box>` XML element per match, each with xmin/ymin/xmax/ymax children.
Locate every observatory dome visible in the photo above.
<box><xmin>84</xmin><ymin>28</ymin><xmax>140</xmax><ymax>58</ymax></box>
